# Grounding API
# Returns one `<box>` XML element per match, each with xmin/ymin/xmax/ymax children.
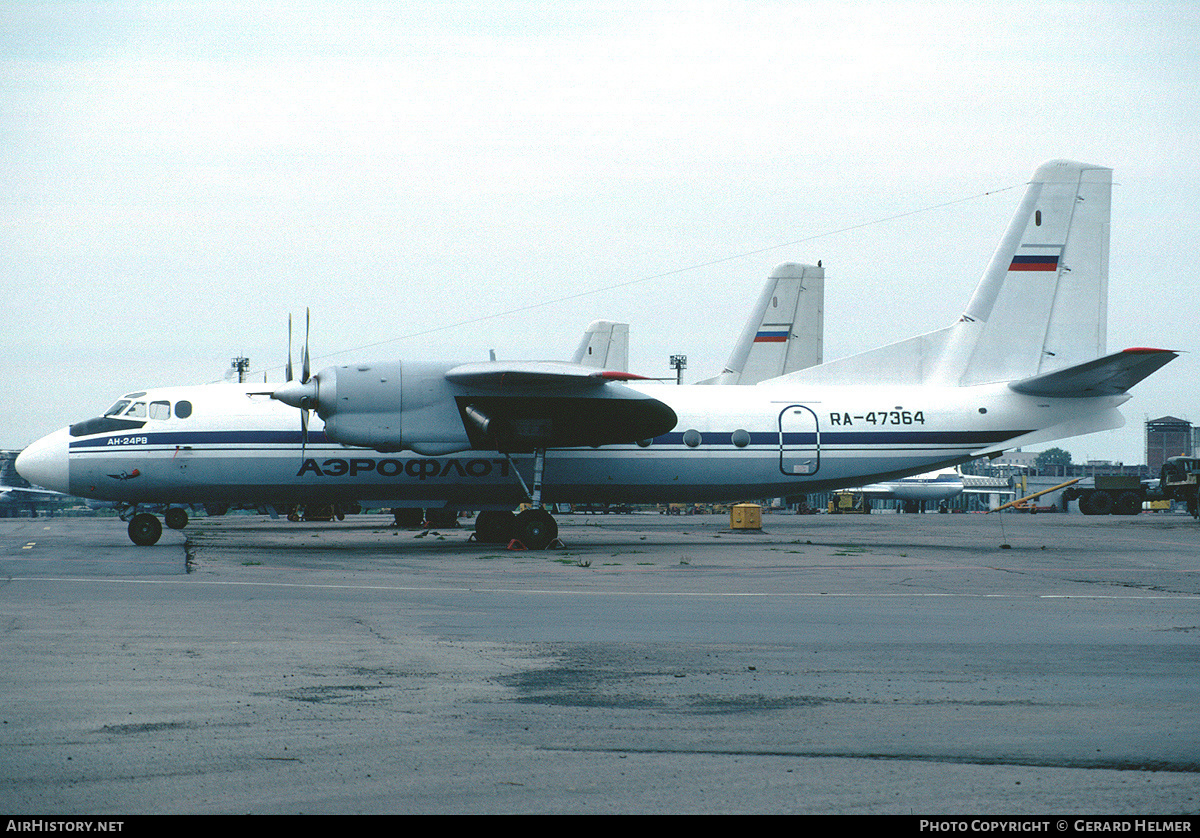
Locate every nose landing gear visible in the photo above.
<box><xmin>127</xmin><ymin>512</ymin><xmax>163</xmax><ymax>546</ymax></box>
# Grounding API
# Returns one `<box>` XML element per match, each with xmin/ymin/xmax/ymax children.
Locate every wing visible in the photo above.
<box><xmin>444</xmin><ymin>361</ymin><xmax>649</xmax><ymax>389</ymax></box>
<box><xmin>445</xmin><ymin>362</ymin><xmax>674</xmax><ymax>451</ymax></box>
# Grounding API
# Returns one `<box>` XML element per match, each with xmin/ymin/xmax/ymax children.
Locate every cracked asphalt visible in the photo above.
<box><xmin>1</xmin><ymin>511</ymin><xmax>1198</xmax><ymax>813</ymax></box>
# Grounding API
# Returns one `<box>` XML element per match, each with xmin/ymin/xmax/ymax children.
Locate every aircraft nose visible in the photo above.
<box><xmin>16</xmin><ymin>428</ymin><xmax>70</xmax><ymax>494</ymax></box>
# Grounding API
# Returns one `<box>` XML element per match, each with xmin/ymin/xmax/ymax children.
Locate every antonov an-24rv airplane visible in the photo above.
<box><xmin>16</xmin><ymin>160</ymin><xmax>1178</xmax><ymax>547</ymax></box>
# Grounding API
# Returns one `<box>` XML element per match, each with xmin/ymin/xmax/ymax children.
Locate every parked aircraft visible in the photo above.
<box><xmin>838</xmin><ymin>467</ymin><xmax>1015</xmax><ymax>511</ymax></box>
<box><xmin>699</xmin><ymin>262</ymin><xmax>824</xmax><ymax>384</ymax></box>
<box><xmin>17</xmin><ymin>161</ymin><xmax>1177</xmax><ymax>547</ymax></box>
<box><xmin>572</xmin><ymin>320</ymin><xmax>629</xmax><ymax>372</ymax></box>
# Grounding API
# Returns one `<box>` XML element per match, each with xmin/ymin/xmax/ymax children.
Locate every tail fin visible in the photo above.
<box><xmin>699</xmin><ymin>262</ymin><xmax>824</xmax><ymax>385</ymax></box>
<box><xmin>572</xmin><ymin>320</ymin><xmax>629</xmax><ymax>372</ymax></box>
<box><xmin>936</xmin><ymin>159</ymin><xmax>1112</xmax><ymax>386</ymax></box>
<box><xmin>771</xmin><ymin>160</ymin><xmax>1113</xmax><ymax>388</ymax></box>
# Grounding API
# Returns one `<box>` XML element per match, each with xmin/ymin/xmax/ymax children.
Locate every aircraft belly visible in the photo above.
<box><xmin>66</xmin><ymin>430</ymin><xmax>996</xmax><ymax>507</ymax></box>
<box><xmin>541</xmin><ymin>448</ymin><xmax>960</xmax><ymax>502</ymax></box>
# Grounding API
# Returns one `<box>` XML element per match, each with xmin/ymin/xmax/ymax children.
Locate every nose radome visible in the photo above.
<box><xmin>16</xmin><ymin>429</ymin><xmax>70</xmax><ymax>494</ymax></box>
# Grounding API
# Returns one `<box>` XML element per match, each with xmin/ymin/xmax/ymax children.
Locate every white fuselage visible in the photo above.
<box><xmin>16</xmin><ymin>378</ymin><xmax>1124</xmax><ymax>510</ymax></box>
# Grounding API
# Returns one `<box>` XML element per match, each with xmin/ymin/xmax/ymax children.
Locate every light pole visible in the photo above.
<box><xmin>670</xmin><ymin>354</ymin><xmax>687</xmax><ymax>385</ymax></box>
<box><xmin>231</xmin><ymin>356</ymin><xmax>250</xmax><ymax>383</ymax></box>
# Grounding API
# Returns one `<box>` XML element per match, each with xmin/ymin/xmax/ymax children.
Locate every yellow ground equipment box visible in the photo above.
<box><xmin>730</xmin><ymin>503</ymin><xmax>763</xmax><ymax>530</ymax></box>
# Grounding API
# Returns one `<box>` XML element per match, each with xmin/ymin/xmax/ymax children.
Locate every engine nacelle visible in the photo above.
<box><xmin>312</xmin><ymin>361</ymin><xmax>474</xmax><ymax>455</ymax></box>
<box><xmin>273</xmin><ymin>359</ymin><xmax>679</xmax><ymax>455</ymax></box>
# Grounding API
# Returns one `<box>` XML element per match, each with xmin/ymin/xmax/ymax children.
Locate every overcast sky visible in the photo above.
<box><xmin>3</xmin><ymin>0</ymin><xmax>1197</xmax><ymax>465</ymax></box>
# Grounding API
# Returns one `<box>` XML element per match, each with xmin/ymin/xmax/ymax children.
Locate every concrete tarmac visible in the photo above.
<box><xmin>1</xmin><ymin>510</ymin><xmax>1199</xmax><ymax>814</ymax></box>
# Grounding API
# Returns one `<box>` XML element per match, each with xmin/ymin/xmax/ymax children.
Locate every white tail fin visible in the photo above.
<box><xmin>771</xmin><ymin>160</ymin><xmax>1112</xmax><ymax>388</ymax></box>
<box><xmin>572</xmin><ymin>320</ymin><xmax>629</xmax><ymax>372</ymax></box>
<box><xmin>700</xmin><ymin>262</ymin><xmax>824</xmax><ymax>385</ymax></box>
<box><xmin>938</xmin><ymin>159</ymin><xmax>1111</xmax><ymax>385</ymax></box>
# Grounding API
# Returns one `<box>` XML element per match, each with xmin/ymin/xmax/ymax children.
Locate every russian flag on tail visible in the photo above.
<box><xmin>1008</xmin><ymin>254</ymin><xmax>1060</xmax><ymax>271</ymax></box>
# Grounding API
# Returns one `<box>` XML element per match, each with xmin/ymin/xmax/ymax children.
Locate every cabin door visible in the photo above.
<box><xmin>778</xmin><ymin>404</ymin><xmax>820</xmax><ymax>476</ymax></box>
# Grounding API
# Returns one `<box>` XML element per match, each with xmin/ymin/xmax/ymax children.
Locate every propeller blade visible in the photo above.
<box><xmin>286</xmin><ymin>313</ymin><xmax>294</xmax><ymax>383</ymax></box>
<box><xmin>301</xmin><ymin>308</ymin><xmax>311</xmax><ymax>384</ymax></box>
<box><xmin>300</xmin><ymin>406</ymin><xmax>309</xmax><ymax>458</ymax></box>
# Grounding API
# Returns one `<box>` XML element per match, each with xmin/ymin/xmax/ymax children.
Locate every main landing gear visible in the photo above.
<box><xmin>473</xmin><ymin>448</ymin><xmax>561</xmax><ymax>550</ymax></box>
<box><xmin>473</xmin><ymin>508</ymin><xmax>559</xmax><ymax>550</ymax></box>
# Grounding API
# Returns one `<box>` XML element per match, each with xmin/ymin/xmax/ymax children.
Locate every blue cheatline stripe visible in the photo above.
<box><xmin>70</xmin><ymin>430</ymin><xmax>330</xmax><ymax>449</ymax></box>
<box><xmin>653</xmin><ymin>430</ymin><xmax>1028</xmax><ymax>447</ymax></box>
<box><xmin>69</xmin><ymin>427</ymin><xmax>1031</xmax><ymax>451</ymax></box>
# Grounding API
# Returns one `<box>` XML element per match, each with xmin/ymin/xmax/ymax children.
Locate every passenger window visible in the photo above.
<box><xmin>125</xmin><ymin>402</ymin><xmax>147</xmax><ymax>418</ymax></box>
<box><xmin>149</xmin><ymin>401</ymin><xmax>171</xmax><ymax>420</ymax></box>
<box><xmin>175</xmin><ymin>400</ymin><xmax>193</xmax><ymax>419</ymax></box>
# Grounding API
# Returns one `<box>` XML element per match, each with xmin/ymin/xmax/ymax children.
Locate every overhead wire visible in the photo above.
<box><xmin>253</xmin><ymin>182</ymin><xmax>1021</xmax><ymax>377</ymax></box>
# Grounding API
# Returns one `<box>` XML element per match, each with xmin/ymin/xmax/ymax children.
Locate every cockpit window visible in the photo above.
<box><xmin>104</xmin><ymin>400</ymin><xmax>132</xmax><ymax>417</ymax></box>
<box><xmin>125</xmin><ymin>402</ymin><xmax>147</xmax><ymax>418</ymax></box>
<box><xmin>149</xmin><ymin>401</ymin><xmax>171</xmax><ymax>420</ymax></box>
<box><xmin>175</xmin><ymin>400</ymin><xmax>193</xmax><ymax>419</ymax></box>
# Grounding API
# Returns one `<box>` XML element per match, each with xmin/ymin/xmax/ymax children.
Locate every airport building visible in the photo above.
<box><xmin>1146</xmin><ymin>416</ymin><xmax>1194</xmax><ymax>474</ymax></box>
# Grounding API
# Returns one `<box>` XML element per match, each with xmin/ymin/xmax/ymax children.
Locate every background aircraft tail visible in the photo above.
<box><xmin>699</xmin><ymin>262</ymin><xmax>824</xmax><ymax>385</ymax></box>
<box><xmin>572</xmin><ymin>320</ymin><xmax>629</xmax><ymax>372</ymax></box>
<box><xmin>770</xmin><ymin>160</ymin><xmax>1113</xmax><ymax>388</ymax></box>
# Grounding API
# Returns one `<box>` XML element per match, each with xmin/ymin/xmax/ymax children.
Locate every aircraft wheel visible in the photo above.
<box><xmin>164</xmin><ymin>507</ymin><xmax>189</xmax><ymax>530</ymax></box>
<box><xmin>392</xmin><ymin>508</ymin><xmax>424</xmax><ymax>528</ymax></box>
<box><xmin>475</xmin><ymin>510</ymin><xmax>516</xmax><ymax>544</ymax></box>
<box><xmin>425</xmin><ymin>508</ymin><xmax>460</xmax><ymax>528</ymax></box>
<box><xmin>514</xmin><ymin>508</ymin><xmax>557</xmax><ymax>550</ymax></box>
<box><xmin>128</xmin><ymin>513</ymin><xmax>163</xmax><ymax>546</ymax></box>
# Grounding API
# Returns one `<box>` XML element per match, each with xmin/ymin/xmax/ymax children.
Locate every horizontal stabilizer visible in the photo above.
<box><xmin>1008</xmin><ymin>348</ymin><xmax>1178</xmax><ymax>398</ymax></box>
